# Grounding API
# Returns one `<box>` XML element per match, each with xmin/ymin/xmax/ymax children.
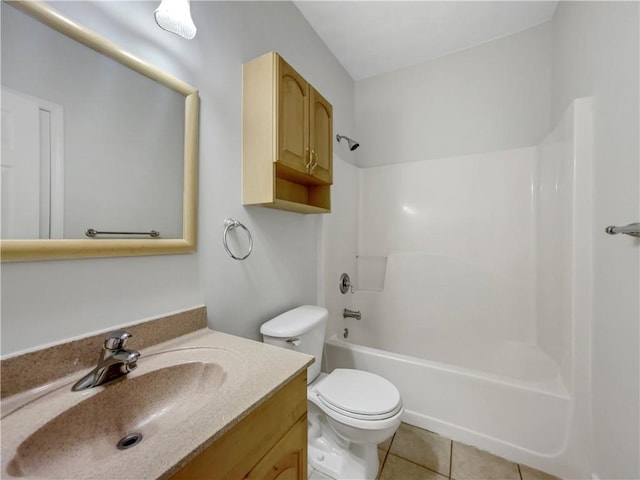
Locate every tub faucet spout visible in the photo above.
<box><xmin>72</xmin><ymin>330</ymin><xmax>140</xmax><ymax>391</ymax></box>
<box><xmin>343</xmin><ymin>308</ymin><xmax>361</xmax><ymax>320</ymax></box>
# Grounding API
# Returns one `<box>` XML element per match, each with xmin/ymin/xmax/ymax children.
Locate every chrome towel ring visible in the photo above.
<box><xmin>223</xmin><ymin>218</ymin><xmax>253</xmax><ymax>260</ymax></box>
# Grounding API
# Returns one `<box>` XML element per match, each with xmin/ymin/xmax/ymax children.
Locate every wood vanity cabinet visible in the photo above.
<box><xmin>243</xmin><ymin>51</ymin><xmax>333</xmax><ymax>214</ymax></box>
<box><xmin>170</xmin><ymin>371</ymin><xmax>307</xmax><ymax>480</ymax></box>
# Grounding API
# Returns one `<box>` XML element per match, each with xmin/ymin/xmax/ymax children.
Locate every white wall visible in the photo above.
<box><xmin>536</xmin><ymin>102</ymin><xmax>577</xmax><ymax>389</ymax></box>
<box><xmin>345</xmin><ymin>23</ymin><xmax>552</xmax><ymax>366</ymax></box>
<box><xmin>550</xmin><ymin>3</ymin><xmax>640</xmax><ymax>479</ymax></box>
<box><xmin>351</xmin><ymin>148</ymin><xmax>537</xmax><ymax>367</ymax></box>
<box><xmin>354</xmin><ymin>21</ymin><xmax>551</xmax><ymax>168</ymax></box>
<box><xmin>532</xmin><ymin>98</ymin><xmax>595</xmax><ymax>478</ymax></box>
<box><xmin>187</xmin><ymin>1</ymin><xmax>354</xmax><ymax>341</ymax></box>
<box><xmin>321</xmin><ymin>155</ymin><xmax>359</xmax><ymax>342</ymax></box>
<box><xmin>1</xmin><ymin>1</ymin><xmax>354</xmax><ymax>354</ymax></box>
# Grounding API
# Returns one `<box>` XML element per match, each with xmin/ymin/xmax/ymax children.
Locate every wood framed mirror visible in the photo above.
<box><xmin>1</xmin><ymin>0</ymin><xmax>199</xmax><ymax>262</ymax></box>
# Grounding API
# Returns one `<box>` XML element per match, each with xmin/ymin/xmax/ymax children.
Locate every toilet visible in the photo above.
<box><xmin>260</xmin><ymin>305</ymin><xmax>403</xmax><ymax>480</ymax></box>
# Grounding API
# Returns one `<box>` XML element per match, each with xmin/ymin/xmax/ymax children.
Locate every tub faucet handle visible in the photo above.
<box><xmin>339</xmin><ymin>273</ymin><xmax>354</xmax><ymax>294</ymax></box>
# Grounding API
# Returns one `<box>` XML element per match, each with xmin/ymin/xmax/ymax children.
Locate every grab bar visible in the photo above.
<box><xmin>85</xmin><ymin>229</ymin><xmax>160</xmax><ymax>238</ymax></box>
<box><xmin>605</xmin><ymin>222</ymin><xmax>640</xmax><ymax>238</ymax></box>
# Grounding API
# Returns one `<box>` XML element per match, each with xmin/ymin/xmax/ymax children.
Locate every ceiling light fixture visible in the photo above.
<box><xmin>154</xmin><ymin>0</ymin><xmax>197</xmax><ymax>40</ymax></box>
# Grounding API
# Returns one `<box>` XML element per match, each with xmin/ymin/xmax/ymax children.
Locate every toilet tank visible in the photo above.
<box><xmin>260</xmin><ymin>305</ymin><xmax>327</xmax><ymax>384</ymax></box>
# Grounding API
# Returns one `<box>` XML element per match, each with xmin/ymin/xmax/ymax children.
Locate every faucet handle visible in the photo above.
<box><xmin>104</xmin><ymin>330</ymin><xmax>132</xmax><ymax>351</ymax></box>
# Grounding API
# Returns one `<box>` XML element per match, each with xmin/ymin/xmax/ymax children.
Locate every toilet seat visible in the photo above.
<box><xmin>310</xmin><ymin>369</ymin><xmax>402</xmax><ymax>425</ymax></box>
<box><xmin>317</xmin><ymin>396</ymin><xmax>403</xmax><ymax>421</ymax></box>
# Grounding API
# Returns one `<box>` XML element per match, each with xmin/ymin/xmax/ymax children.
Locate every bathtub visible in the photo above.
<box><xmin>324</xmin><ymin>333</ymin><xmax>573</xmax><ymax>475</ymax></box>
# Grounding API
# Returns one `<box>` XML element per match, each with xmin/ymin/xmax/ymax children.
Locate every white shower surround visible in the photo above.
<box><xmin>324</xmin><ymin>98</ymin><xmax>593</xmax><ymax>478</ymax></box>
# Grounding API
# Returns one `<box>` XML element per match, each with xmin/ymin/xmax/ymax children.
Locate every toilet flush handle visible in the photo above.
<box><xmin>286</xmin><ymin>338</ymin><xmax>301</xmax><ymax>347</ymax></box>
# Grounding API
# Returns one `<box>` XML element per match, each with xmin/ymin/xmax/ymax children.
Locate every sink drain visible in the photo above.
<box><xmin>117</xmin><ymin>433</ymin><xmax>143</xmax><ymax>450</ymax></box>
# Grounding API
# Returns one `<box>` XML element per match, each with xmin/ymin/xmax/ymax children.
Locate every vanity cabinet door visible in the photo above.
<box><xmin>308</xmin><ymin>87</ymin><xmax>333</xmax><ymax>184</ymax></box>
<box><xmin>245</xmin><ymin>415</ymin><xmax>307</xmax><ymax>480</ymax></box>
<box><xmin>169</xmin><ymin>371</ymin><xmax>307</xmax><ymax>480</ymax></box>
<box><xmin>277</xmin><ymin>57</ymin><xmax>310</xmax><ymax>176</ymax></box>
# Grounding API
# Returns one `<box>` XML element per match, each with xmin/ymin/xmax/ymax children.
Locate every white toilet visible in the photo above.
<box><xmin>260</xmin><ymin>305</ymin><xmax>403</xmax><ymax>480</ymax></box>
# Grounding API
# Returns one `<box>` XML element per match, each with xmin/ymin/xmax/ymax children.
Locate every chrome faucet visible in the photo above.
<box><xmin>72</xmin><ymin>330</ymin><xmax>140</xmax><ymax>391</ymax></box>
<box><xmin>343</xmin><ymin>308</ymin><xmax>361</xmax><ymax>320</ymax></box>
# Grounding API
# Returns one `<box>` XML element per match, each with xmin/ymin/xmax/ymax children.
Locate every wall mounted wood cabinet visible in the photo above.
<box><xmin>243</xmin><ymin>52</ymin><xmax>333</xmax><ymax>214</ymax></box>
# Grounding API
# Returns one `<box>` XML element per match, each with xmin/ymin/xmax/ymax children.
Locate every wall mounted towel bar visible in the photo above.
<box><xmin>605</xmin><ymin>222</ymin><xmax>640</xmax><ymax>237</ymax></box>
<box><xmin>85</xmin><ymin>229</ymin><xmax>160</xmax><ymax>238</ymax></box>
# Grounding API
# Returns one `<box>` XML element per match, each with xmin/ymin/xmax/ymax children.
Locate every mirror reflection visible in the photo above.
<box><xmin>1</xmin><ymin>2</ymin><xmax>185</xmax><ymax>241</ymax></box>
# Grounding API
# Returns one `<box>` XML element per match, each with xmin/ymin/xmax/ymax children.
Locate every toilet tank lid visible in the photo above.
<box><xmin>260</xmin><ymin>305</ymin><xmax>328</xmax><ymax>337</ymax></box>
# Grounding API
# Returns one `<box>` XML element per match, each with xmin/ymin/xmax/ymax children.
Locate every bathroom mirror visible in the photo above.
<box><xmin>0</xmin><ymin>0</ymin><xmax>199</xmax><ymax>261</ymax></box>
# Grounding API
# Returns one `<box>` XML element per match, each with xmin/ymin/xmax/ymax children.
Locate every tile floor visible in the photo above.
<box><xmin>309</xmin><ymin>422</ymin><xmax>561</xmax><ymax>480</ymax></box>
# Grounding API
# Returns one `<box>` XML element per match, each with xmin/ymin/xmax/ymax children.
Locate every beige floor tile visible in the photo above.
<box><xmin>380</xmin><ymin>454</ymin><xmax>448</xmax><ymax>480</ymax></box>
<box><xmin>378</xmin><ymin>448</ymin><xmax>388</xmax><ymax>480</ymax></box>
<box><xmin>520</xmin><ymin>464</ymin><xmax>561</xmax><ymax>480</ymax></box>
<box><xmin>379</xmin><ymin>448</ymin><xmax>389</xmax><ymax>471</ymax></box>
<box><xmin>379</xmin><ymin>432</ymin><xmax>395</xmax><ymax>451</ymax></box>
<box><xmin>451</xmin><ymin>442</ymin><xmax>520</xmax><ymax>480</ymax></box>
<box><xmin>389</xmin><ymin>423</ymin><xmax>452</xmax><ymax>476</ymax></box>
<box><xmin>378</xmin><ymin>448</ymin><xmax>387</xmax><ymax>464</ymax></box>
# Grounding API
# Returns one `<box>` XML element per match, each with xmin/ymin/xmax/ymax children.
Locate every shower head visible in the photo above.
<box><xmin>336</xmin><ymin>134</ymin><xmax>360</xmax><ymax>151</ymax></box>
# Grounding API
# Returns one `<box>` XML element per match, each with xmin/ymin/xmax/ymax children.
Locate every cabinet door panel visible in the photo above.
<box><xmin>169</xmin><ymin>372</ymin><xmax>307</xmax><ymax>480</ymax></box>
<box><xmin>309</xmin><ymin>88</ymin><xmax>332</xmax><ymax>184</ymax></box>
<box><xmin>245</xmin><ymin>416</ymin><xmax>307</xmax><ymax>480</ymax></box>
<box><xmin>278</xmin><ymin>59</ymin><xmax>309</xmax><ymax>175</ymax></box>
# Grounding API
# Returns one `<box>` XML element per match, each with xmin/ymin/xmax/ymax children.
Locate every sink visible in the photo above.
<box><xmin>2</xmin><ymin>347</ymin><xmax>246</xmax><ymax>479</ymax></box>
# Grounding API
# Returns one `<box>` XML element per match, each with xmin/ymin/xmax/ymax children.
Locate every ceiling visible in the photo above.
<box><xmin>294</xmin><ymin>1</ymin><xmax>559</xmax><ymax>81</ymax></box>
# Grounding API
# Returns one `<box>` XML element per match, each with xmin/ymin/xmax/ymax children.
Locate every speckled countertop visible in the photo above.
<box><xmin>1</xmin><ymin>328</ymin><xmax>314</xmax><ymax>479</ymax></box>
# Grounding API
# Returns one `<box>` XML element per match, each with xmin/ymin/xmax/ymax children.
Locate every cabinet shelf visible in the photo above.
<box><xmin>272</xmin><ymin>177</ymin><xmax>330</xmax><ymax>213</ymax></box>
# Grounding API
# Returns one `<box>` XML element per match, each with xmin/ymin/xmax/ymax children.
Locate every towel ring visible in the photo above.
<box><xmin>223</xmin><ymin>219</ymin><xmax>253</xmax><ymax>261</ymax></box>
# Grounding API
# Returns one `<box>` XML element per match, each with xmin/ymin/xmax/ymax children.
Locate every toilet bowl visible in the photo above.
<box><xmin>261</xmin><ymin>305</ymin><xmax>403</xmax><ymax>480</ymax></box>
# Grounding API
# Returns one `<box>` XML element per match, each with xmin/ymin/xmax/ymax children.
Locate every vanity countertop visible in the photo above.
<box><xmin>1</xmin><ymin>328</ymin><xmax>314</xmax><ymax>479</ymax></box>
